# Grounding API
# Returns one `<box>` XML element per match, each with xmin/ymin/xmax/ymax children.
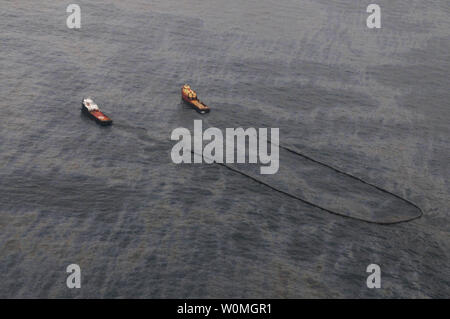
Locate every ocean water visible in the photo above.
<box><xmin>0</xmin><ymin>0</ymin><xmax>448</xmax><ymax>298</ymax></box>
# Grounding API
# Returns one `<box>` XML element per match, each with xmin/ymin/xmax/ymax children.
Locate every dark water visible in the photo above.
<box><xmin>0</xmin><ymin>1</ymin><xmax>449</xmax><ymax>298</ymax></box>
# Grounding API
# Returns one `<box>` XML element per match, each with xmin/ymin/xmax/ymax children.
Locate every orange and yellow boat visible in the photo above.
<box><xmin>181</xmin><ymin>85</ymin><xmax>210</xmax><ymax>114</ymax></box>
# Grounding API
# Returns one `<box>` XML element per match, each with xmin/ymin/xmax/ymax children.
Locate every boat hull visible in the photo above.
<box><xmin>81</xmin><ymin>105</ymin><xmax>113</xmax><ymax>125</ymax></box>
<box><xmin>181</xmin><ymin>91</ymin><xmax>210</xmax><ymax>114</ymax></box>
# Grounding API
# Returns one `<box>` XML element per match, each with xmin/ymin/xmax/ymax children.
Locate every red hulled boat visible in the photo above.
<box><xmin>81</xmin><ymin>98</ymin><xmax>113</xmax><ymax>125</ymax></box>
